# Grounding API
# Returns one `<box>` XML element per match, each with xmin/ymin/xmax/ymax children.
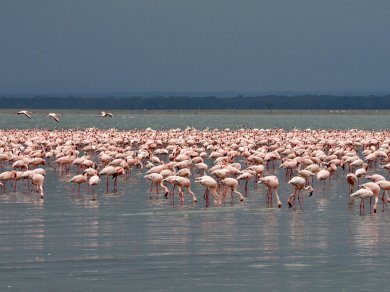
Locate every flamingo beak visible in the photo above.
<box><xmin>309</xmin><ymin>191</ymin><xmax>313</xmax><ymax>197</ymax></box>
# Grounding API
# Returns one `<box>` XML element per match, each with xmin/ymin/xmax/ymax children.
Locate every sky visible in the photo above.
<box><xmin>0</xmin><ymin>0</ymin><xmax>389</xmax><ymax>95</ymax></box>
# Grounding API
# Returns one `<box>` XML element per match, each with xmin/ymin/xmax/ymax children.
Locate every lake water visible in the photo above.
<box><xmin>0</xmin><ymin>110</ymin><xmax>390</xmax><ymax>291</ymax></box>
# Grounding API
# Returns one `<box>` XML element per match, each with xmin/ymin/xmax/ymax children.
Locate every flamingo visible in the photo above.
<box><xmin>298</xmin><ymin>169</ymin><xmax>315</xmax><ymax>186</ymax></box>
<box><xmin>346</xmin><ymin>173</ymin><xmax>357</xmax><ymax>194</ymax></box>
<box><xmin>350</xmin><ymin>188</ymin><xmax>374</xmax><ymax>215</ymax></box>
<box><xmin>357</xmin><ymin>182</ymin><xmax>380</xmax><ymax>213</ymax></box>
<box><xmin>144</xmin><ymin>173</ymin><xmax>169</xmax><ymax>197</ymax></box>
<box><xmin>258</xmin><ymin>175</ymin><xmax>282</xmax><ymax>208</ymax></box>
<box><xmin>48</xmin><ymin>113</ymin><xmax>61</xmax><ymax>122</ymax></box>
<box><xmin>380</xmin><ymin>163</ymin><xmax>390</xmax><ymax>177</ymax></box>
<box><xmin>89</xmin><ymin>174</ymin><xmax>101</xmax><ymax>200</ymax></box>
<box><xmin>287</xmin><ymin>176</ymin><xmax>313</xmax><ymax>208</ymax></box>
<box><xmin>195</xmin><ymin>175</ymin><xmax>220</xmax><ymax>205</ymax></box>
<box><xmin>355</xmin><ymin>163</ymin><xmax>368</xmax><ymax>184</ymax></box>
<box><xmin>0</xmin><ymin>153</ymin><xmax>9</xmax><ymax>170</ymax></box>
<box><xmin>69</xmin><ymin>172</ymin><xmax>88</xmax><ymax>193</ymax></box>
<box><xmin>194</xmin><ymin>162</ymin><xmax>208</xmax><ymax>174</ymax></box>
<box><xmin>375</xmin><ymin>180</ymin><xmax>390</xmax><ymax>211</ymax></box>
<box><xmin>169</xmin><ymin>176</ymin><xmax>197</xmax><ymax>203</ymax></box>
<box><xmin>99</xmin><ymin>111</ymin><xmax>114</xmax><ymax>117</ymax></box>
<box><xmin>317</xmin><ymin>168</ymin><xmax>331</xmax><ymax>189</ymax></box>
<box><xmin>280</xmin><ymin>159</ymin><xmax>300</xmax><ymax>178</ymax></box>
<box><xmin>99</xmin><ymin>166</ymin><xmax>125</xmax><ymax>192</ymax></box>
<box><xmin>31</xmin><ymin>173</ymin><xmax>44</xmax><ymax>199</ymax></box>
<box><xmin>0</xmin><ymin>170</ymin><xmax>17</xmax><ymax>192</ymax></box>
<box><xmin>237</xmin><ymin>170</ymin><xmax>255</xmax><ymax>193</ymax></box>
<box><xmin>221</xmin><ymin>177</ymin><xmax>245</xmax><ymax>202</ymax></box>
<box><xmin>17</xmin><ymin>110</ymin><xmax>33</xmax><ymax>119</ymax></box>
<box><xmin>365</xmin><ymin>174</ymin><xmax>385</xmax><ymax>183</ymax></box>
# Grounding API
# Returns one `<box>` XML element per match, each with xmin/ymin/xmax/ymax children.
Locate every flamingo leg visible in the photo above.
<box><xmin>187</xmin><ymin>186</ymin><xmax>197</xmax><ymax>203</ymax></box>
<box><xmin>288</xmin><ymin>189</ymin><xmax>297</xmax><ymax>208</ymax></box>
<box><xmin>92</xmin><ymin>186</ymin><xmax>96</xmax><ymax>201</ymax></box>
<box><xmin>297</xmin><ymin>189</ymin><xmax>302</xmax><ymax>208</ymax></box>
<box><xmin>369</xmin><ymin>196</ymin><xmax>372</xmax><ymax>213</ymax></box>
<box><xmin>265</xmin><ymin>188</ymin><xmax>270</xmax><ymax>204</ymax></box>
<box><xmin>204</xmin><ymin>188</ymin><xmax>209</xmax><ymax>207</ymax></box>
<box><xmin>114</xmin><ymin>176</ymin><xmax>118</xmax><ymax>192</ymax></box>
<box><xmin>178</xmin><ymin>186</ymin><xmax>184</xmax><ymax>204</ymax></box>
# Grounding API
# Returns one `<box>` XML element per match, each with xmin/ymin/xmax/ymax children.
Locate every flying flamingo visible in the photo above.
<box><xmin>258</xmin><ymin>175</ymin><xmax>282</xmax><ymax>208</ymax></box>
<box><xmin>287</xmin><ymin>176</ymin><xmax>313</xmax><ymax>208</ymax></box>
<box><xmin>48</xmin><ymin>113</ymin><xmax>61</xmax><ymax>122</ymax></box>
<box><xmin>17</xmin><ymin>110</ymin><xmax>33</xmax><ymax>119</ymax></box>
<box><xmin>99</xmin><ymin>111</ymin><xmax>114</xmax><ymax>117</ymax></box>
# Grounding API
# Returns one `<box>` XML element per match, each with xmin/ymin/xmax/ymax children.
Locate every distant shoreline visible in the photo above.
<box><xmin>0</xmin><ymin>95</ymin><xmax>390</xmax><ymax>110</ymax></box>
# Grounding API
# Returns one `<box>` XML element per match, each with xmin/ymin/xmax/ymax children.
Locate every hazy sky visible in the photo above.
<box><xmin>1</xmin><ymin>0</ymin><xmax>389</xmax><ymax>94</ymax></box>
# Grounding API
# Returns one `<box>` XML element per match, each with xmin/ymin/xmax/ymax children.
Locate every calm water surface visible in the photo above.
<box><xmin>0</xmin><ymin>110</ymin><xmax>390</xmax><ymax>291</ymax></box>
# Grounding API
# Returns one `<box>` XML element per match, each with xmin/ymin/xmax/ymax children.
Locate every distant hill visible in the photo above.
<box><xmin>0</xmin><ymin>95</ymin><xmax>389</xmax><ymax>109</ymax></box>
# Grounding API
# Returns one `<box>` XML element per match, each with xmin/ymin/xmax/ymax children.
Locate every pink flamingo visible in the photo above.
<box><xmin>169</xmin><ymin>176</ymin><xmax>197</xmax><ymax>204</ymax></box>
<box><xmin>375</xmin><ymin>180</ymin><xmax>390</xmax><ymax>211</ymax></box>
<box><xmin>258</xmin><ymin>175</ymin><xmax>282</xmax><ymax>208</ymax></box>
<box><xmin>195</xmin><ymin>175</ymin><xmax>220</xmax><ymax>205</ymax></box>
<box><xmin>99</xmin><ymin>166</ymin><xmax>125</xmax><ymax>192</ymax></box>
<box><xmin>346</xmin><ymin>173</ymin><xmax>358</xmax><ymax>194</ymax></box>
<box><xmin>357</xmin><ymin>182</ymin><xmax>380</xmax><ymax>213</ymax></box>
<box><xmin>0</xmin><ymin>170</ymin><xmax>17</xmax><ymax>192</ymax></box>
<box><xmin>221</xmin><ymin>177</ymin><xmax>245</xmax><ymax>202</ymax></box>
<box><xmin>350</xmin><ymin>188</ymin><xmax>374</xmax><ymax>215</ymax></box>
<box><xmin>69</xmin><ymin>172</ymin><xmax>88</xmax><ymax>193</ymax></box>
<box><xmin>144</xmin><ymin>173</ymin><xmax>169</xmax><ymax>198</ymax></box>
<box><xmin>317</xmin><ymin>168</ymin><xmax>331</xmax><ymax>189</ymax></box>
<box><xmin>32</xmin><ymin>173</ymin><xmax>44</xmax><ymax>199</ymax></box>
<box><xmin>237</xmin><ymin>171</ymin><xmax>255</xmax><ymax>193</ymax></box>
<box><xmin>17</xmin><ymin>110</ymin><xmax>33</xmax><ymax>119</ymax></box>
<box><xmin>89</xmin><ymin>174</ymin><xmax>101</xmax><ymax>200</ymax></box>
<box><xmin>287</xmin><ymin>176</ymin><xmax>313</xmax><ymax>208</ymax></box>
<box><xmin>48</xmin><ymin>113</ymin><xmax>61</xmax><ymax>122</ymax></box>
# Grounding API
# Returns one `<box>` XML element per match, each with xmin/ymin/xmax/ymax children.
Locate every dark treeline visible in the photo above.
<box><xmin>0</xmin><ymin>95</ymin><xmax>389</xmax><ymax>109</ymax></box>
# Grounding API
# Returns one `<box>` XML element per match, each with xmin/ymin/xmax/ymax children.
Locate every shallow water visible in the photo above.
<box><xmin>2</xmin><ymin>109</ymin><xmax>390</xmax><ymax>130</ymax></box>
<box><xmin>0</xmin><ymin>111</ymin><xmax>390</xmax><ymax>291</ymax></box>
